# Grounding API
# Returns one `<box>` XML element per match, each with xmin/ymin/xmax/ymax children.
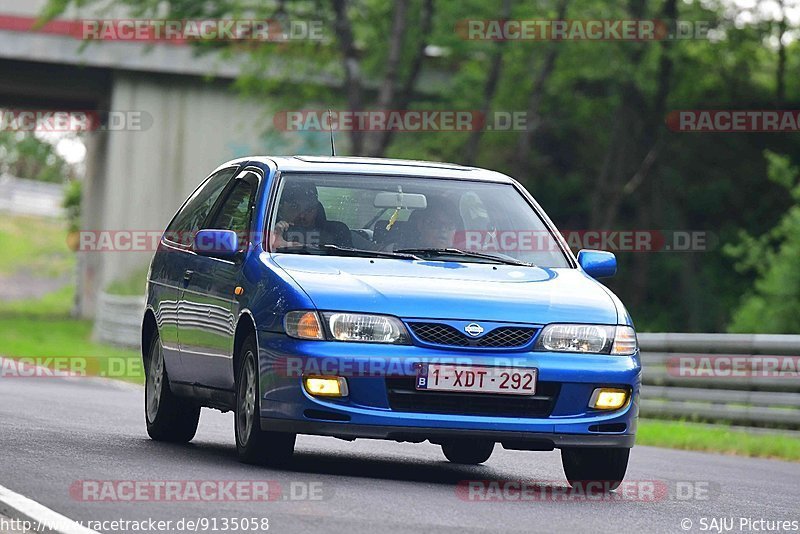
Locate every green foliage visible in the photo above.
<box><xmin>40</xmin><ymin>0</ymin><xmax>800</xmax><ymax>332</ymax></box>
<box><xmin>726</xmin><ymin>152</ymin><xmax>800</xmax><ymax>333</ymax></box>
<box><xmin>0</xmin><ymin>131</ymin><xmax>74</xmax><ymax>183</ymax></box>
<box><xmin>63</xmin><ymin>179</ymin><xmax>82</xmax><ymax>233</ymax></box>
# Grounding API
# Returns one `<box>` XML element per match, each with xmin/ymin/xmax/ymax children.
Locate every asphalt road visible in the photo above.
<box><xmin>1</xmin><ymin>368</ymin><xmax>798</xmax><ymax>534</ymax></box>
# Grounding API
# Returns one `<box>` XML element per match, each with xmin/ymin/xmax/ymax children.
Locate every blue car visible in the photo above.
<box><xmin>142</xmin><ymin>156</ymin><xmax>640</xmax><ymax>487</ymax></box>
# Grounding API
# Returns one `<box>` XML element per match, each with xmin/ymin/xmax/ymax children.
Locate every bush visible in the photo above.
<box><xmin>726</xmin><ymin>151</ymin><xmax>800</xmax><ymax>333</ymax></box>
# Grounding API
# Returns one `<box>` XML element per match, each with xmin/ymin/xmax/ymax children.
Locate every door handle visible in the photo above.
<box><xmin>183</xmin><ymin>270</ymin><xmax>194</xmax><ymax>281</ymax></box>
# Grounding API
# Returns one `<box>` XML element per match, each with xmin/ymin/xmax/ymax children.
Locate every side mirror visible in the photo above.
<box><xmin>577</xmin><ymin>249</ymin><xmax>616</xmax><ymax>279</ymax></box>
<box><xmin>193</xmin><ymin>229</ymin><xmax>239</xmax><ymax>258</ymax></box>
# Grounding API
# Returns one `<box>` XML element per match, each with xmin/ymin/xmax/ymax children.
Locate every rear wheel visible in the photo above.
<box><xmin>234</xmin><ymin>334</ymin><xmax>296</xmax><ymax>465</ymax></box>
<box><xmin>561</xmin><ymin>447</ymin><xmax>630</xmax><ymax>490</ymax></box>
<box><xmin>145</xmin><ymin>333</ymin><xmax>200</xmax><ymax>442</ymax></box>
<box><xmin>441</xmin><ymin>439</ymin><xmax>494</xmax><ymax>465</ymax></box>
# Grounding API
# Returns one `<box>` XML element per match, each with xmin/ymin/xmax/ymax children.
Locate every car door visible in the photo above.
<box><xmin>153</xmin><ymin>166</ymin><xmax>237</xmax><ymax>384</ymax></box>
<box><xmin>178</xmin><ymin>168</ymin><xmax>260</xmax><ymax>391</ymax></box>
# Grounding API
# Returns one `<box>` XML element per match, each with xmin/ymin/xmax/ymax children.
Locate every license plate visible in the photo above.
<box><xmin>415</xmin><ymin>364</ymin><xmax>537</xmax><ymax>395</ymax></box>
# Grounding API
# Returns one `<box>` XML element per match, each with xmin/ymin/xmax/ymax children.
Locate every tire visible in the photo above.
<box><xmin>441</xmin><ymin>439</ymin><xmax>494</xmax><ymax>465</ymax></box>
<box><xmin>234</xmin><ymin>334</ymin><xmax>296</xmax><ymax>465</ymax></box>
<box><xmin>145</xmin><ymin>332</ymin><xmax>200</xmax><ymax>442</ymax></box>
<box><xmin>561</xmin><ymin>447</ymin><xmax>630</xmax><ymax>490</ymax></box>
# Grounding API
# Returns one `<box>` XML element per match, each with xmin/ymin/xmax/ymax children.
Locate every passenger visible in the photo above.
<box><xmin>270</xmin><ymin>182</ymin><xmax>352</xmax><ymax>249</ymax></box>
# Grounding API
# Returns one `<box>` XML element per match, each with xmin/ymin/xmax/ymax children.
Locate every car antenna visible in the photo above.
<box><xmin>327</xmin><ymin>109</ymin><xmax>336</xmax><ymax>157</ymax></box>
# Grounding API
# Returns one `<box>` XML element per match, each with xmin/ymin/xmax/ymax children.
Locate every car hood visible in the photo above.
<box><xmin>272</xmin><ymin>254</ymin><xmax>618</xmax><ymax>324</ymax></box>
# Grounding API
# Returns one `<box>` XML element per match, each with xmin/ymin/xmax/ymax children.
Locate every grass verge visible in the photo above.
<box><xmin>0</xmin><ymin>215</ymin><xmax>74</xmax><ymax>277</ymax></box>
<box><xmin>637</xmin><ymin>419</ymin><xmax>800</xmax><ymax>462</ymax></box>
<box><xmin>0</xmin><ymin>286</ymin><xmax>143</xmax><ymax>384</ymax></box>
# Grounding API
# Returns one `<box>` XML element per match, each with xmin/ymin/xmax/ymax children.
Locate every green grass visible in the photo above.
<box><xmin>0</xmin><ymin>284</ymin><xmax>75</xmax><ymax>316</ymax></box>
<box><xmin>0</xmin><ymin>214</ymin><xmax>142</xmax><ymax>382</ymax></box>
<box><xmin>0</xmin><ymin>287</ymin><xmax>143</xmax><ymax>383</ymax></box>
<box><xmin>0</xmin><ymin>215</ymin><xmax>74</xmax><ymax>277</ymax></box>
<box><xmin>637</xmin><ymin>419</ymin><xmax>800</xmax><ymax>462</ymax></box>
<box><xmin>0</xmin><ymin>314</ymin><xmax>144</xmax><ymax>383</ymax></box>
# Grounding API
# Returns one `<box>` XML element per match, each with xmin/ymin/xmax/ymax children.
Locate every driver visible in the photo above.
<box><xmin>410</xmin><ymin>208</ymin><xmax>458</xmax><ymax>249</ymax></box>
<box><xmin>391</xmin><ymin>198</ymin><xmax>460</xmax><ymax>250</ymax></box>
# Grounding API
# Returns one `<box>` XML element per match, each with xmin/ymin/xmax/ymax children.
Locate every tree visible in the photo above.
<box><xmin>0</xmin><ymin>131</ymin><xmax>74</xmax><ymax>183</ymax></box>
<box><xmin>726</xmin><ymin>151</ymin><xmax>800</xmax><ymax>333</ymax></box>
<box><xmin>40</xmin><ymin>0</ymin><xmax>800</xmax><ymax>332</ymax></box>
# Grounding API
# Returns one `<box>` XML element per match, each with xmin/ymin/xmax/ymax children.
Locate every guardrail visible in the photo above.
<box><xmin>93</xmin><ymin>292</ymin><xmax>145</xmax><ymax>348</ymax></box>
<box><xmin>93</xmin><ymin>301</ymin><xmax>799</xmax><ymax>430</ymax></box>
<box><xmin>638</xmin><ymin>333</ymin><xmax>800</xmax><ymax>430</ymax></box>
<box><xmin>0</xmin><ymin>174</ymin><xmax>65</xmax><ymax>218</ymax></box>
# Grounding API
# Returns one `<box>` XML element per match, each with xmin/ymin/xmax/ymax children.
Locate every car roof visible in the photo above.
<box><xmin>224</xmin><ymin>155</ymin><xmax>516</xmax><ymax>183</ymax></box>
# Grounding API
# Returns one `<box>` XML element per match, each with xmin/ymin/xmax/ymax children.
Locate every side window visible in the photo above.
<box><xmin>206</xmin><ymin>173</ymin><xmax>258</xmax><ymax>249</ymax></box>
<box><xmin>166</xmin><ymin>168</ymin><xmax>237</xmax><ymax>244</ymax></box>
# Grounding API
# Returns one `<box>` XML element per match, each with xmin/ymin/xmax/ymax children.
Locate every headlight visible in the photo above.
<box><xmin>323</xmin><ymin>312</ymin><xmax>409</xmax><ymax>344</ymax></box>
<box><xmin>536</xmin><ymin>324</ymin><xmax>637</xmax><ymax>355</ymax></box>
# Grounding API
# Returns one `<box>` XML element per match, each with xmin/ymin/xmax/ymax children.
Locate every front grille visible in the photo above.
<box><xmin>409</xmin><ymin>323</ymin><xmax>470</xmax><ymax>346</ymax></box>
<box><xmin>407</xmin><ymin>322</ymin><xmax>537</xmax><ymax>348</ymax></box>
<box><xmin>477</xmin><ymin>327</ymin><xmax>537</xmax><ymax>347</ymax></box>
<box><xmin>385</xmin><ymin>376</ymin><xmax>560</xmax><ymax>418</ymax></box>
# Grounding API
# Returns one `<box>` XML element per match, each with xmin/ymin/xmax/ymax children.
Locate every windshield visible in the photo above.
<box><xmin>268</xmin><ymin>173</ymin><xmax>570</xmax><ymax>268</ymax></box>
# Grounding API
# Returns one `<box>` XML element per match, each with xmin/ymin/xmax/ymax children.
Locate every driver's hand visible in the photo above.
<box><xmin>269</xmin><ymin>220</ymin><xmax>292</xmax><ymax>249</ymax></box>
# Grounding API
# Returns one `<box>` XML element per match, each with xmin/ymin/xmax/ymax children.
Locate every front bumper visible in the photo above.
<box><xmin>261</xmin><ymin>419</ymin><xmax>636</xmax><ymax>448</ymax></box>
<box><xmin>257</xmin><ymin>331</ymin><xmax>641</xmax><ymax>448</ymax></box>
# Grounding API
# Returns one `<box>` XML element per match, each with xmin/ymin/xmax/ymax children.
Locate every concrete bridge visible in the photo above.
<box><xmin>0</xmin><ymin>0</ymin><xmax>329</xmax><ymax>315</ymax></box>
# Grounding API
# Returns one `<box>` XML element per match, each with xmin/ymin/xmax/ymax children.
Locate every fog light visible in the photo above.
<box><xmin>589</xmin><ymin>388</ymin><xmax>629</xmax><ymax>410</ymax></box>
<box><xmin>304</xmin><ymin>376</ymin><xmax>348</xmax><ymax>397</ymax></box>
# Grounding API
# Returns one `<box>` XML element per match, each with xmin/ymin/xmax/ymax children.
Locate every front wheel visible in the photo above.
<box><xmin>441</xmin><ymin>439</ymin><xmax>494</xmax><ymax>465</ymax></box>
<box><xmin>561</xmin><ymin>447</ymin><xmax>630</xmax><ymax>490</ymax></box>
<box><xmin>234</xmin><ymin>334</ymin><xmax>296</xmax><ymax>465</ymax></box>
<box><xmin>145</xmin><ymin>333</ymin><xmax>200</xmax><ymax>442</ymax></box>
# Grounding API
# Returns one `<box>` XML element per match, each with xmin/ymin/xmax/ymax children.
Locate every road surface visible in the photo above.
<box><xmin>1</xmin><ymin>367</ymin><xmax>798</xmax><ymax>534</ymax></box>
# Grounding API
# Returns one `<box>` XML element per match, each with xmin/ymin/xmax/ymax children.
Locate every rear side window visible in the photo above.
<box><xmin>165</xmin><ymin>168</ymin><xmax>236</xmax><ymax>244</ymax></box>
<box><xmin>206</xmin><ymin>172</ymin><xmax>258</xmax><ymax>250</ymax></box>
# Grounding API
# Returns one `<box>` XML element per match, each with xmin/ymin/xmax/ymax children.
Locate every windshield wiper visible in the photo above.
<box><xmin>276</xmin><ymin>243</ymin><xmax>420</xmax><ymax>261</ymax></box>
<box><xmin>395</xmin><ymin>247</ymin><xmax>534</xmax><ymax>267</ymax></box>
